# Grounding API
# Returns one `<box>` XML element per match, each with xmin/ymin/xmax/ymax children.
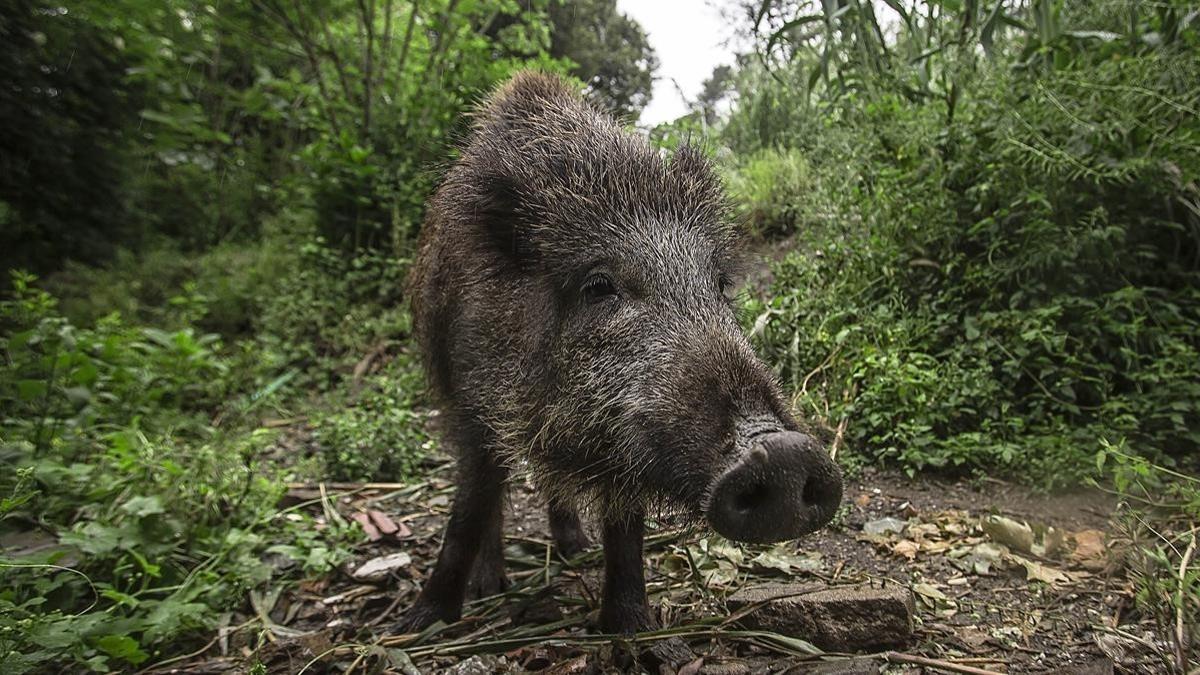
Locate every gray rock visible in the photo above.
<box><xmin>727</xmin><ymin>582</ymin><xmax>914</xmax><ymax>652</ymax></box>
<box><xmin>861</xmin><ymin>517</ymin><xmax>907</xmax><ymax>536</ymax></box>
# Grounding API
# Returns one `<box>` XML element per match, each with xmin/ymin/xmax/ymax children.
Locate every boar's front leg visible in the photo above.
<box><xmin>599</xmin><ymin>509</ymin><xmax>652</xmax><ymax>634</ymax></box>
<box><xmin>397</xmin><ymin>430</ymin><xmax>508</xmax><ymax>631</ymax></box>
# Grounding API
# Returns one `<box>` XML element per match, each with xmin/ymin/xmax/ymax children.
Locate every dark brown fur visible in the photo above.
<box><xmin>400</xmin><ymin>72</ymin><xmax>833</xmax><ymax>635</ymax></box>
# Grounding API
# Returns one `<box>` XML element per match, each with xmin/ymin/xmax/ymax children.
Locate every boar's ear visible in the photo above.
<box><xmin>476</xmin><ymin>173</ymin><xmax>533</xmax><ymax>261</ymax></box>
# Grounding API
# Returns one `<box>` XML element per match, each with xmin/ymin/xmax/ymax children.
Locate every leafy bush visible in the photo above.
<box><xmin>249</xmin><ymin>230</ymin><xmax>412</xmax><ymax>391</ymax></box>
<box><xmin>1098</xmin><ymin>440</ymin><xmax>1199</xmax><ymax>671</ymax></box>
<box><xmin>725</xmin><ymin>149</ymin><xmax>818</xmax><ymax>237</ymax></box>
<box><xmin>737</xmin><ymin>37</ymin><xmax>1200</xmax><ymax>484</ymax></box>
<box><xmin>0</xmin><ymin>274</ymin><xmax>354</xmax><ymax>671</ymax></box>
<box><xmin>312</xmin><ymin>353</ymin><xmax>432</xmax><ymax>482</ymax></box>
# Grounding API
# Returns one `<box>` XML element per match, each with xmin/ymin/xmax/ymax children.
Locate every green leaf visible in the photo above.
<box><xmin>121</xmin><ymin>495</ymin><xmax>164</xmax><ymax>518</ymax></box>
<box><xmin>101</xmin><ymin>589</ymin><xmax>141</xmax><ymax>609</ymax></box>
<box><xmin>96</xmin><ymin>635</ymin><xmax>148</xmax><ymax>665</ymax></box>
<box><xmin>61</xmin><ymin>522</ymin><xmax>121</xmax><ymax>555</ymax></box>
<box><xmin>16</xmin><ymin>379</ymin><xmax>47</xmax><ymax>401</ymax></box>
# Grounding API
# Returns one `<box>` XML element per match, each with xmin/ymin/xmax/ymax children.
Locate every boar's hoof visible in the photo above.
<box><xmin>707</xmin><ymin>431</ymin><xmax>843</xmax><ymax>544</ymax></box>
<box><xmin>599</xmin><ymin>599</ymin><xmax>654</xmax><ymax>635</ymax></box>
<box><xmin>553</xmin><ymin>528</ymin><xmax>591</xmax><ymax>559</ymax></box>
<box><xmin>466</xmin><ymin>564</ymin><xmax>509</xmax><ymax>599</ymax></box>
<box><xmin>393</xmin><ymin>600</ymin><xmax>457</xmax><ymax>634</ymax></box>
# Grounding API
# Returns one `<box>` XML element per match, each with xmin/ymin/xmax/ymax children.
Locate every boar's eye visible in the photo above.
<box><xmin>582</xmin><ymin>272</ymin><xmax>619</xmax><ymax>304</ymax></box>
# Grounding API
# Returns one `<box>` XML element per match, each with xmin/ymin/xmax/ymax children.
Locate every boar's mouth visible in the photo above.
<box><xmin>704</xmin><ymin>430</ymin><xmax>843</xmax><ymax>544</ymax></box>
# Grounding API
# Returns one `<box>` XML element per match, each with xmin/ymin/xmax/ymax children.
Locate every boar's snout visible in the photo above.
<box><xmin>706</xmin><ymin>431</ymin><xmax>842</xmax><ymax>544</ymax></box>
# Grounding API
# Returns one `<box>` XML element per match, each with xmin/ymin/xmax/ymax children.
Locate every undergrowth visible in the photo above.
<box><xmin>738</xmin><ymin>50</ymin><xmax>1200</xmax><ymax>486</ymax></box>
<box><xmin>0</xmin><ymin>239</ymin><xmax>427</xmax><ymax>670</ymax></box>
<box><xmin>1099</xmin><ymin>440</ymin><xmax>1199</xmax><ymax>671</ymax></box>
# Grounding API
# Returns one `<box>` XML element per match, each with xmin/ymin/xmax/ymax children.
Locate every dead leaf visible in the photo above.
<box><xmin>749</xmin><ymin>546</ymin><xmax>823</xmax><ymax>574</ymax></box>
<box><xmin>957</xmin><ymin>625</ymin><xmax>991</xmax><ymax>650</ymax></box>
<box><xmin>906</xmin><ymin>522</ymin><xmax>940</xmax><ymax>540</ymax></box>
<box><xmin>1009</xmin><ymin>553</ymin><xmax>1070</xmax><ymax>585</ymax></box>
<box><xmin>913</xmin><ymin>582</ymin><xmax>958</xmax><ymax>618</ymax></box>
<box><xmin>1071</xmin><ymin>529</ymin><xmax>1107</xmax><ymax>570</ymax></box>
<box><xmin>892</xmin><ymin>540</ymin><xmax>919</xmax><ymax>560</ymax></box>
<box><xmin>962</xmin><ymin>542</ymin><xmax>1005</xmax><ymax>575</ymax></box>
<box><xmin>351</xmin><ymin>512</ymin><xmax>382</xmax><ymax>541</ymax></box>
<box><xmin>982</xmin><ymin>515</ymin><xmax>1034</xmax><ymax>553</ymax></box>
<box><xmin>367</xmin><ymin>510</ymin><xmax>400</xmax><ymax>535</ymax></box>
<box><xmin>352</xmin><ymin>552</ymin><xmax>413</xmax><ymax>582</ymax></box>
<box><xmin>298</xmin><ymin>577</ymin><xmax>329</xmax><ymax>594</ymax></box>
<box><xmin>543</xmin><ymin>655</ymin><xmax>589</xmax><ymax>675</ymax></box>
<box><xmin>1039</xmin><ymin>527</ymin><xmax>1067</xmax><ymax>558</ymax></box>
<box><xmin>678</xmin><ymin>657</ymin><xmax>705</xmax><ymax>675</ymax></box>
<box><xmin>702</xmin><ymin>559</ymin><xmax>740</xmax><ymax>587</ymax></box>
<box><xmin>913</xmin><ymin>582</ymin><xmax>948</xmax><ymax>604</ymax></box>
<box><xmin>919</xmin><ymin>540</ymin><xmax>953</xmax><ymax>555</ymax></box>
<box><xmin>702</xmin><ymin>537</ymin><xmax>746</xmax><ymax>566</ymax></box>
<box><xmin>854</xmin><ymin>493</ymin><xmax>872</xmax><ymax>508</ymax></box>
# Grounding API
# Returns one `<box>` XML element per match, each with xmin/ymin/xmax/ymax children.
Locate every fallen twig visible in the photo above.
<box><xmin>135</xmin><ymin>619</ymin><xmax>255</xmax><ymax>674</ymax></box>
<box><xmin>287</xmin><ymin>481</ymin><xmax>411</xmax><ymax>490</ymax></box>
<box><xmin>884</xmin><ymin>651</ymin><xmax>1006</xmax><ymax>675</ymax></box>
<box><xmin>829</xmin><ymin>416</ymin><xmax>849</xmax><ymax>461</ymax></box>
<box><xmin>1176</xmin><ymin>524</ymin><xmax>1198</xmax><ymax>672</ymax></box>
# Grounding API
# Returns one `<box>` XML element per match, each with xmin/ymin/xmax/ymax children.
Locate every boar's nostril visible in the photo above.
<box><xmin>733</xmin><ymin>482</ymin><xmax>769</xmax><ymax>514</ymax></box>
<box><xmin>802</xmin><ymin>473</ymin><xmax>824</xmax><ymax>506</ymax></box>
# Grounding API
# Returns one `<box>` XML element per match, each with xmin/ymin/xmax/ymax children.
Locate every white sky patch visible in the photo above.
<box><xmin>617</xmin><ymin>0</ymin><xmax>740</xmax><ymax>126</ymax></box>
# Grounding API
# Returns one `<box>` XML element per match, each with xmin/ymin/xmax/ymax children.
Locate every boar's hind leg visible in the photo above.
<box><xmin>548</xmin><ymin>497</ymin><xmax>590</xmax><ymax>558</ymax></box>
<box><xmin>598</xmin><ymin>509</ymin><xmax>652</xmax><ymax>634</ymax></box>
<box><xmin>396</xmin><ymin>433</ymin><xmax>508</xmax><ymax>631</ymax></box>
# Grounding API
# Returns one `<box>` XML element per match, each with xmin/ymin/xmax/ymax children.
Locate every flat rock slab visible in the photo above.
<box><xmin>727</xmin><ymin>582</ymin><xmax>914</xmax><ymax>652</ymax></box>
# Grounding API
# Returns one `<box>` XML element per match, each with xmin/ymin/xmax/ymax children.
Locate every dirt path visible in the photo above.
<box><xmin>167</xmin><ymin>461</ymin><xmax>1171</xmax><ymax>674</ymax></box>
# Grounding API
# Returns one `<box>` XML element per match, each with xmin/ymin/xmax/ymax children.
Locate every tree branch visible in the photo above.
<box><xmin>357</xmin><ymin>0</ymin><xmax>376</xmax><ymax>136</ymax></box>
<box><xmin>395</xmin><ymin>0</ymin><xmax>420</xmax><ymax>79</ymax></box>
<box><xmin>255</xmin><ymin>0</ymin><xmax>343</xmax><ymax>135</ymax></box>
<box><xmin>375</xmin><ymin>0</ymin><xmax>395</xmax><ymax>91</ymax></box>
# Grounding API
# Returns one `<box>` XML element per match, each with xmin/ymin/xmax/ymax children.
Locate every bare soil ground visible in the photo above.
<box><xmin>151</xmin><ymin>452</ymin><xmax>1179</xmax><ymax>675</ymax></box>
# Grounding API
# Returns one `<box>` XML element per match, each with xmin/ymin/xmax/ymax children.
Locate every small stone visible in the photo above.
<box><xmin>728</xmin><ymin>582</ymin><xmax>914</xmax><ymax>652</ymax></box>
<box><xmin>700</xmin><ymin>661</ymin><xmax>751</xmax><ymax>675</ymax></box>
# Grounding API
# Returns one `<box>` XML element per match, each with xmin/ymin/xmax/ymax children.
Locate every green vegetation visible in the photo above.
<box><xmin>1</xmin><ymin>0</ymin><xmax>1197</xmax><ymax>670</ymax></box>
<box><xmin>0</xmin><ymin>271</ymin><xmax>357</xmax><ymax>669</ymax></box>
<box><xmin>727</xmin><ymin>0</ymin><xmax>1200</xmax><ymax>485</ymax></box>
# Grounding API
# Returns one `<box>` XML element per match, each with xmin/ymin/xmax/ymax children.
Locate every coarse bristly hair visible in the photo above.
<box><xmin>408</xmin><ymin>71</ymin><xmax>783</xmax><ymax>519</ymax></box>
